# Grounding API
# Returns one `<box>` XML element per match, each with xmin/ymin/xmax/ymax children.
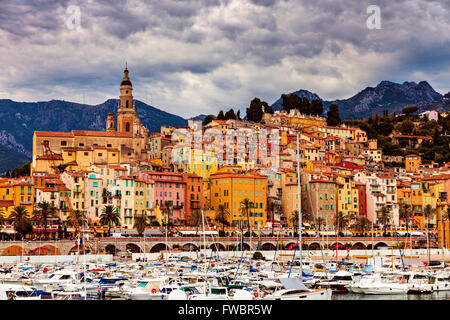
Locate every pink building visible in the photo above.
<box><xmin>139</xmin><ymin>171</ymin><xmax>186</xmax><ymax>225</ymax></box>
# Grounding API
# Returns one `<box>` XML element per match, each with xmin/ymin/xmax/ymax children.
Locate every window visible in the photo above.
<box><xmin>61</xmin><ymin>141</ymin><xmax>67</xmax><ymax>146</ymax></box>
<box><xmin>84</xmin><ymin>152</ymin><xmax>89</xmax><ymax>156</ymax></box>
<box><xmin>98</xmin><ymin>153</ymin><xmax>103</xmax><ymax>157</ymax></box>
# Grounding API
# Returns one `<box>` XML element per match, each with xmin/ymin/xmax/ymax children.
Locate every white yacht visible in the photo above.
<box><xmin>263</xmin><ymin>277</ymin><xmax>332</xmax><ymax>300</ymax></box>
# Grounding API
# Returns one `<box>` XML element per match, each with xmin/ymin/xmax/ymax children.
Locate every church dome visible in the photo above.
<box><xmin>121</xmin><ymin>79</ymin><xmax>132</xmax><ymax>86</ymax></box>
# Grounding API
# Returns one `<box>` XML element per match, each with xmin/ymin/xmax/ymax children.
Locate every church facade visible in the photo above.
<box><xmin>32</xmin><ymin>66</ymin><xmax>151</xmax><ymax>174</ymax></box>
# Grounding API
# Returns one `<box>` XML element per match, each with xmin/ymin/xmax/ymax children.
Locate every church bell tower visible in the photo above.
<box><xmin>117</xmin><ymin>63</ymin><xmax>136</xmax><ymax>134</ymax></box>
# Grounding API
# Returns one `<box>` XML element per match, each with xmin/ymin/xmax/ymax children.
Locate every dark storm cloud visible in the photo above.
<box><xmin>0</xmin><ymin>0</ymin><xmax>448</xmax><ymax>117</ymax></box>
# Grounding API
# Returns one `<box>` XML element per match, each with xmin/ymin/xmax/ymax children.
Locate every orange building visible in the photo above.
<box><xmin>0</xmin><ymin>179</ymin><xmax>34</xmax><ymax>217</ymax></box>
<box><xmin>405</xmin><ymin>154</ymin><xmax>421</xmax><ymax>173</ymax></box>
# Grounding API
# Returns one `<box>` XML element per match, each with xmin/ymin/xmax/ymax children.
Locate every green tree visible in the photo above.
<box><xmin>267</xmin><ymin>200</ymin><xmax>279</xmax><ymax>236</ymax></box>
<box><xmin>67</xmin><ymin>209</ymin><xmax>87</xmax><ymax>230</ymax></box>
<box><xmin>336</xmin><ymin>211</ymin><xmax>348</xmax><ymax>233</ymax></box>
<box><xmin>217</xmin><ymin>110</ymin><xmax>225</xmax><ymax>120</ymax></box>
<box><xmin>315</xmin><ymin>216</ymin><xmax>325</xmax><ymax>231</ymax></box>
<box><xmin>202</xmin><ymin>114</ymin><xmax>215</xmax><ymax>126</ymax></box>
<box><xmin>402</xmin><ymin>106</ymin><xmax>418</xmax><ymax>116</ymax></box>
<box><xmin>133</xmin><ymin>213</ymin><xmax>149</xmax><ymax>236</ymax></box>
<box><xmin>246</xmin><ymin>98</ymin><xmax>268</xmax><ymax>122</ymax></box>
<box><xmin>397</xmin><ymin>119</ymin><xmax>415</xmax><ymax>135</ymax></box>
<box><xmin>377</xmin><ymin>206</ymin><xmax>392</xmax><ymax>235</ymax></box>
<box><xmin>355</xmin><ymin>216</ymin><xmax>370</xmax><ymax>235</ymax></box>
<box><xmin>99</xmin><ymin>205</ymin><xmax>121</xmax><ymax>236</ymax></box>
<box><xmin>310</xmin><ymin>99</ymin><xmax>324</xmax><ymax>116</ymax></box>
<box><xmin>281</xmin><ymin>94</ymin><xmax>302</xmax><ymax>113</ymax></box>
<box><xmin>34</xmin><ymin>201</ymin><xmax>58</xmax><ymax>240</ymax></box>
<box><xmin>188</xmin><ymin>210</ymin><xmax>202</xmax><ymax>235</ymax></box>
<box><xmin>8</xmin><ymin>206</ymin><xmax>33</xmax><ymax>239</ymax></box>
<box><xmin>326</xmin><ymin>104</ymin><xmax>341</xmax><ymax>126</ymax></box>
<box><xmin>215</xmin><ymin>204</ymin><xmax>230</xmax><ymax>234</ymax></box>
<box><xmin>290</xmin><ymin>210</ymin><xmax>299</xmax><ymax>231</ymax></box>
<box><xmin>239</xmin><ymin>198</ymin><xmax>253</xmax><ymax>237</ymax></box>
<box><xmin>224</xmin><ymin>109</ymin><xmax>237</xmax><ymax>120</ymax></box>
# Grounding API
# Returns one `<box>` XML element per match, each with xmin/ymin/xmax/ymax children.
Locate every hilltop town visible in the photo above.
<box><xmin>0</xmin><ymin>67</ymin><xmax>449</xmax><ymax>247</ymax></box>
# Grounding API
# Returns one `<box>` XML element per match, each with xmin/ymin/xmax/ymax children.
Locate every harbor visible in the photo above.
<box><xmin>1</xmin><ymin>246</ymin><xmax>449</xmax><ymax>300</ymax></box>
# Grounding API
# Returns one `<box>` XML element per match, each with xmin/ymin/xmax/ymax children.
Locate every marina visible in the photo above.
<box><xmin>1</xmin><ymin>247</ymin><xmax>449</xmax><ymax>300</ymax></box>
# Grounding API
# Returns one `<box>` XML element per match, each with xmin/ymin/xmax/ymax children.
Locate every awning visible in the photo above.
<box><xmin>144</xmin><ymin>230</ymin><xmax>163</xmax><ymax>236</ymax></box>
<box><xmin>259</xmin><ymin>230</ymin><xmax>272</xmax><ymax>235</ymax></box>
<box><xmin>179</xmin><ymin>230</ymin><xmax>218</xmax><ymax>235</ymax></box>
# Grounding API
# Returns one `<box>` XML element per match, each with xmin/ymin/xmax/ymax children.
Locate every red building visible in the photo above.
<box><xmin>139</xmin><ymin>171</ymin><xmax>186</xmax><ymax>225</ymax></box>
<box><xmin>356</xmin><ymin>183</ymin><xmax>367</xmax><ymax>218</ymax></box>
<box><xmin>182</xmin><ymin>173</ymin><xmax>203</xmax><ymax>224</ymax></box>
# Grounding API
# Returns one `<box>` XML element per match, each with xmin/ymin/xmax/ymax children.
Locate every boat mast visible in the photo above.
<box><xmin>201</xmin><ymin>210</ymin><xmax>207</xmax><ymax>295</ymax></box>
<box><xmin>296</xmin><ymin>132</ymin><xmax>303</xmax><ymax>279</ymax></box>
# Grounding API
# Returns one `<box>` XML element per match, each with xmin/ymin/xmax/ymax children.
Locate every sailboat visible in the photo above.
<box><xmin>263</xmin><ymin>132</ymin><xmax>332</xmax><ymax>300</ymax></box>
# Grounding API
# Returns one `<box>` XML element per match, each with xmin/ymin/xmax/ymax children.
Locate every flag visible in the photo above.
<box><xmin>75</xmin><ymin>238</ymin><xmax>83</xmax><ymax>246</ymax></box>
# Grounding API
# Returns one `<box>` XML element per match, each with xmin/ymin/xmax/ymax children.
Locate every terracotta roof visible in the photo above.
<box><xmin>72</xmin><ymin>130</ymin><xmax>133</xmax><ymax>138</ymax></box>
<box><xmin>35</xmin><ymin>131</ymin><xmax>72</xmax><ymax>137</ymax></box>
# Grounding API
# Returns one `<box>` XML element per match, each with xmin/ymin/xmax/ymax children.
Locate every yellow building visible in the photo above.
<box><xmin>32</xmin><ymin>66</ymin><xmax>151</xmax><ymax>175</ymax></box>
<box><xmin>405</xmin><ymin>154</ymin><xmax>421</xmax><ymax>173</ymax></box>
<box><xmin>209</xmin><ymin>172</ymin><xmax>268</xmax><ymax>228</ymax></box>
<box><xmin>336</xmin><ymin>175</ymin><xmax>358</xmax><ymax>218</ymax></box>
<box><xmin>0</xmin><ymin>180</ymin><xmax>34</xmax><ymax>217</ymax></box>
<box><xmin>173</xmin><ymin>147</ymin><xmax>219</xmax><ymax>182</ymax></box>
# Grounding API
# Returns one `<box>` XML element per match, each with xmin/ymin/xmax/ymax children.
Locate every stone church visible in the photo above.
<box><xmin>32</xmin><ymin>66</ymin><xmax>151</xmax><ymax>174</ymax></box>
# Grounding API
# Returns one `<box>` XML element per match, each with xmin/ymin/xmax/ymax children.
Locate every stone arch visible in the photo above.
<box><xmin>344</xmin><ymin>243</ymin><xmax>353</xmax><ymax>250</ymax></box>
<box><xmin>30</xmin><ymin>244</ymin><xmax>61</xmax><ymax>255</ymax></box>
<box><xmin>1</xmin><ymin>245</ymin><xmax>23</xmax><ymax>256</ymax></box>
<box><xmin>308</xmin><ymin>242</ymin><xmax>322</xmax><ymax>250</ymax></box>
<box><xmin>181</xmin><ymin>243</ymin><xmax>199</xmax><ymax>251</ymax></box>
<box><xmin>330</xmin><ymin>242</ymin><xmax>344</xmax><ymax>250</ymax></box>
<box><xmin>226</xmin><ymin>244</ymin><xmax>236</xmax><ymax>251</ymax></box>
<box><xmin>209</xmin><ymin>243</ymin><xmax>226</xmax><ymax>251</ymax></box>
<box><xmin>236</xmin><ymin>243</ymin><xmax>251</xmax><ymax>251</ymax></box>
<box><xmin>126</xmin><ymin>243</ymin><xmax>142</xmax><ymax>253</ymax></box>
<box><xmin>352</xmin><ymin>242</ymin><xmax>367</xmax><ymax>250</ymax></box>
<box><xmin>151</xmin><ymin>243</ymin><xmax>169</xmax><ymax>253</ymax></box>
<box><xmin>68</xmin><ymin>243</ymin><xmax>91</xmax><ymax>255</ymax></box>
<box><xmin>284</xmin><ymin>242</ymin><xmax>297</xmax><ymax>250</ymax></box>
<box><xmin>104</xmin><ymin>244</ymin><xmax>119</xmax><ymax>255</ymax></box>
<box><xmin>374</xmin><ymin>242</ymin><xmax>389</xmax><ymax>249</ymax></box>
<box><xmin>260</xmin><ymin>242</ymin><xmax>276</xmax><ymax>251</ymax></box>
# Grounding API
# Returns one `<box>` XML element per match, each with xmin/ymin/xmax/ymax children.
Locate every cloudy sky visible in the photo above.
<box><xmin>0</xmin><ymin>0</ymin><xmax>449</xmax><ymax>118</ymax></box>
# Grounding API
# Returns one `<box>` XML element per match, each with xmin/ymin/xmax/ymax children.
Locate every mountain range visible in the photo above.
<box><xmin>0</xmin><ymin>98</ymin><xmax>187</xmax><ymax>174</ymax></box>
<box><xmin>270</xmin><ymin>80</ymin><xmax>447</xmax><ymax>119</ymax></box>
<box><xmin>1</xmin><ymin>80</ymin><xmax>449</xmax><ymax>174</ymax></box>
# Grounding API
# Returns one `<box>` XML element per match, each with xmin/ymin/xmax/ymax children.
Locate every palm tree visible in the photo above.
<box><xmin>336</xmin><ymin>211</ymin><xmax>348</xmax><ymax>234</ymax></box>
<box><xmin>8</xmin><ymin>206</ymin><xmax>33</xmax><ymax>240</ymax></box>
<box><xmin>355</xmin><ymin>216</ymin><xmax>371</xmax><ymax>236</ymax></box>
<box><xmin>315</xmin><ymin>216</ymin><xmax>325</xmax><ymax>231</ymax></box>
<box><xmin>0</xmin><ymin>207</ymin><xmax>5</xmax><ymax>226</ymax></box>
<box><xmin>34</xmin><ymin>201</ymin><xmax>57</xmax><ymax>240</ymax></box>
<box><xmin>377</xmin><ymin>206</ymin><xmax>392</xmax><ymax>235</ymax></box>
<box><xmin>215</xmin><ymin>204</ymin><xmax>230</xmax><ymax>235</ymax></box>
<box><xmin>424</xmin><ymin>204</ymin><xmax>435</xmax><ymax>263</ymax></box>
<box><xmin>239</xmin><ymin>198</ymin><xmax>253</xmax><ymax>237</ymax></box>
<box><xmin>290</xmin><ymin>210</ymin><xmax>299</xmax><ymax>233</ymax></box>
<box><xmin>267</xmin><ymin>200</ymin><xmax>277</xmax><ymax>236</ymax></box>
<box><xmin>162</xmin><ymin>201</ymin><xmax>173</xmax><ymax>227</ymax></box>
<box><xmin>189</xmin><ymin>210</ymin><xmax>202</xmax><ymax>235</ymax></box>
<box><xmin>133</xmin><ymin>213</ymin><xmax>149</xmax><ymax>236</ymax></box>
<box><xmin>67</xmin><ymin>209</ymin><xmax>87</xmax><ymax>227</ymax></box>
<box><xmin>99</xmin><ymin>205</ymin><xmax>121</xmax><ymax>236</ymax></box>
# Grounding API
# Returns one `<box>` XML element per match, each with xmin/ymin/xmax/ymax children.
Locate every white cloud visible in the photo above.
<box><xmin>0</xmin><ymin>0</ymin><xmax>448</xmax><ymax>119</ymax></box>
